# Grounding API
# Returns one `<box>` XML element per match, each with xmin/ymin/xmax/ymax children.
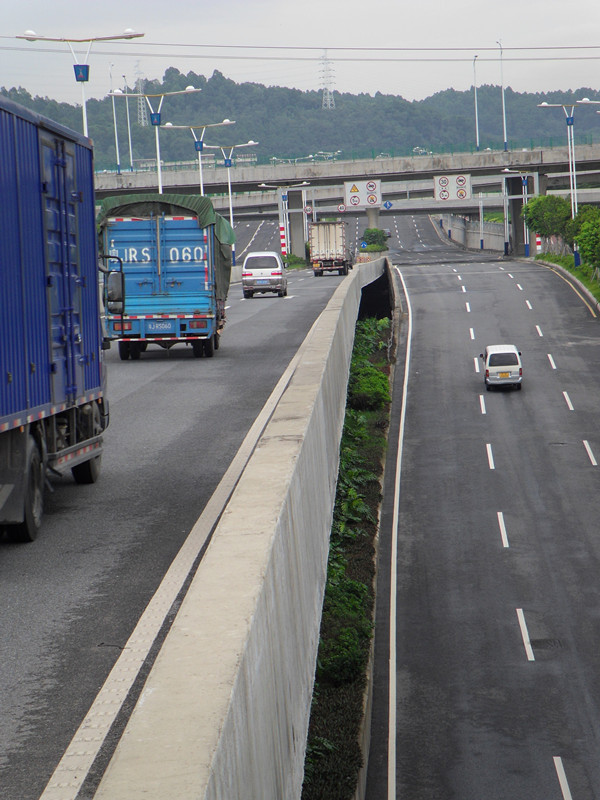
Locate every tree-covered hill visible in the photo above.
<box><xmin>3</xmin><ymin>68</ymin><xmax>600</xmax><ymax>171</ymax></box>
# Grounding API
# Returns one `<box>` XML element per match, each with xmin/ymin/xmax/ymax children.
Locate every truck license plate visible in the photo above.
<box><xmin>146</xmin><ymin>320</ymin><xmax>175</xmax><ymax>333</ymax></box>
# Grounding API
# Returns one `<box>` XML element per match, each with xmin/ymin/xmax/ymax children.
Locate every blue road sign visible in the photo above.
<box><xmin>360</xmin><ymin>241</ymin><xmax>367</xmax><ymax>249</ymax></box>
<box><xmin>383</xmin><ymin>200</ymin><xmax>393</xmax><ymax>209</ymax></box>
<box><xmin>73</xmin><ymin>64</ymin><xmax>90</xmax><ymax>82</ymax></box>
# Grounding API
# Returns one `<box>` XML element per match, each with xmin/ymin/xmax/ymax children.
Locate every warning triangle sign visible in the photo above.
<box><xmin>350</xmin><ymin>184</ymin><xmax>359</xmax><ymax>193</ymax></box>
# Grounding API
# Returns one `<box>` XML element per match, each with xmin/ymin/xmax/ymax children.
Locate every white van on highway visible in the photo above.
<box><xmin>480</xmin><ymin>344</ymin><xmax>523</xmax><ymax>390</ymax></box>
<box><xmin>242</xmin><ymin>251</ymin><xmax>287</xmax><ymax>298</ymax></box>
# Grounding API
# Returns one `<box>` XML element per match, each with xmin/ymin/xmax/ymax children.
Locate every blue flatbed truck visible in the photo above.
<box><xmin>0</xmin><ymin>95</ymin><xmax>109</xmax><ymax>541</ymax></box>
<box><xmin>97</xmin><ymin>194</ymin><xmax>234</xmax><ymax>359</ymax></box>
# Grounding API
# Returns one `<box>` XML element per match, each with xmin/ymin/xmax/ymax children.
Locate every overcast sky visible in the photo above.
<box><xmin>2</xmin><ymin>0</ymin><xmax>600</xmax><ymax>105</ymax></box>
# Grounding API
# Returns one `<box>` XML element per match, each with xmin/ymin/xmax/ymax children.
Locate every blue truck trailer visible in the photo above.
<box><xmin>97</xmin><ymin>194</ymin><xmax>234</xmax><ymax>359</ymax></box>
<box><xmin>0</xmin><ymin>95</ymin><xmax>109</xmax><ymax>541</ymax></box>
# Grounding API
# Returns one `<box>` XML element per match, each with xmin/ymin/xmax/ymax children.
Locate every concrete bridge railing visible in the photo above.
<box><xmin>94</xmin><ymin>258</ymin><xmax>388</xmax><ymax>799</ymax></box>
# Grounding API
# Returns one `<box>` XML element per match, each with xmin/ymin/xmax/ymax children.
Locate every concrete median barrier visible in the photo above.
<box><xmin>95</xmin><ymin>258</ymin><xmax>387</xmax><ymax>800</ymax></box>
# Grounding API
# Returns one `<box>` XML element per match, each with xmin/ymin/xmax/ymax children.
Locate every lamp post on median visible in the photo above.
<box><xmin>203</xmin><ymin>141</ymin><xmax>259</xmax><ymax>264</ymax></box>
<box><xmin>162</xmin><ymin>120</ymin><xmax>235</xmax><ymax>195</ymax></box>
<box><xmin>17</xmin><ymin>29</ymin><xmax>144</xmax><ymax>137</ymax></box>
<box><xmin>110</xmin><ymin>86</ymin><xmax>202</xmax><ymax>193</ymax></box>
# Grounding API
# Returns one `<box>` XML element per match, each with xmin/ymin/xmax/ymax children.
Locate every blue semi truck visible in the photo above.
<box><xmin>97</xmin><ymin>194</ymin><xmax>234</xmax><ymax>359</ymax></box>
<box><xmin>0</xmin><ymin>95</ymin><xmax>110</xmax><ymax>541</ymax></box>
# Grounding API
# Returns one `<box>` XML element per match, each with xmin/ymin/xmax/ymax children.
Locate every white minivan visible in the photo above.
<box><xmin>241</xmin><ymin>251</ymin><xmax>287</xmax><ymax>298</ymax></box>
<box><xmin>480</xmin><ymin>344</ymin><xmax>523</xmax><ymax>390</ymax></box>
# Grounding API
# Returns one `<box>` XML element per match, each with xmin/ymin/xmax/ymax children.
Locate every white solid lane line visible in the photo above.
<box><xmin>497</xmin><ymin>511</ymin><xmax>509</xmax><ymax>548</ymax></box>
<box><xmin>553</xmin><ymin>757</ymin><xmax>574</xmax><ymax>800</ymax></box>
<box><xmin>516</xmin><ymin>608</ymin><xmax>535</xmax><ymax>661</ymax></box>
<box><xmin>486</xmin><ymin>443</ymin><xmax>495</xmax><ymax>470</ymax></box>
<box><xmin>583</xmin><ymin>440</ymin><xmax>598</xmax><ymax>466</ymax></box>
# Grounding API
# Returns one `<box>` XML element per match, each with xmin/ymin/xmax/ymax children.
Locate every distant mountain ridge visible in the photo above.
<box><xmin>2</xmin><ymin>68</ymin><xmax>600</xmax><ymax>171</ymax></box>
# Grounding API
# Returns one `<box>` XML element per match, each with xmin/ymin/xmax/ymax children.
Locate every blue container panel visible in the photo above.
<box><xmin>16</xmin><ymin>115</ymin><xmax>52</xmax><ymax>411</ymax></box>
<box><xmin>106</xmin><ymin>218</ymin><xmax>160</xmax><ymax>305</ymax></box>
<box><xmin>0</xmin><ymin>96</ymin><xmax>101</xmax><ymax>429</ymax></box>
<box><xmin>105</xmin><ymin>217</ymin><xmax>216</xmax><ymax>315</ymax></box>
<box><xmin>0</xmin><ymin>107</ymin><xmax>50</xmax><ymax>422</ymax></box>
<box><xmin>74</xmin><ymin>144</ymin><xmax>103</xmax><ymax>392</ymax></box>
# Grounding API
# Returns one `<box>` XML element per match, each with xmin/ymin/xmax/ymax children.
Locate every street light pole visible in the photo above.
<box><xmin>109</xmin><ymin>65</ymin><xmax>121</xmax><ymax>174</ymax></box>
<box><xmin>122</xmin><ymin>75</ymin><xmax>134</xmax><ymax>171</ymax></box>
<box><xmin>473</xmin><ymin>55</ymin><xmax>480</xmax><ymax>152</ymax></box>
<box><xmin>110</xmin><ymin>86</ymin><xmax>202</xmax><ymax>193</ymax></box>
<box><xmin>204</xmin><ymin>141</ymin><xmax>259</xmax><ymax>264</ymax></box>
<box><xmin>17</xmin><ymin>29</ymin><xmax>144</xmax><ymax>137</ymax></box>
<box><xmin>497</xmin><ymin>40</ymin><xmax>508</xmax><ymax>152</ymax></box>
<box><xmin>538</xmin><ymin>99</ymin><xmax>594</xmax><ymax>265</ymax></box>
<box><xmin>162</xmin><ymin>120</ymin><xmax>235</xmax><ymax>196</ymax></box>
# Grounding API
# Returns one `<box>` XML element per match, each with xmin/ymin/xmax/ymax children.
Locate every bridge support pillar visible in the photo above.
<box><xmin>505</xmin><ymin>173</ymin><xmax>539</xmax><ymax>256</ymax></box>
<box><xmin>287</xmin><ymin>189</ymin><xmax>307</xmax><ymax>259</ymax></box>
<box><xmin>366</xmin><ymin>207</ymin><xmax>380</xmax><ymax>229</ymax></box>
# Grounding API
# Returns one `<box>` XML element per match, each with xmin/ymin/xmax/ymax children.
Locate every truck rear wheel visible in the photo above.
<box><xmin>129</xmin><ymin>343</ymin><xmax>142</xmax><ymax>360</ymax></box>
<box><xmin>13</xmin><ymin>438</ymin><xmax>44</xmax><ymax>542</ymax></box>
<box><xmin>192</xmin><ymin>341</ymin><xmax>203</xmax><ymax>358</ymax></box>
<box><xmin>118</xmin><ymin>341</ymin><xmax>131</xmax><ymax>360</ymax></box>
<box><xmin>72</xmin><ymin>455</ymin><xmax>102</xmax><ymax>485</ymax></box>
<box><xmin>203</xmin><ymin>337</ymin><xmax>214</xmax><ymax>358</ymax></box>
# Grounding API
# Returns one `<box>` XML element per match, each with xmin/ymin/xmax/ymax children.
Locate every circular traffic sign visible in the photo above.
<box><xmin>304</xmin><ymin>206</ymin><xmax>313</xmax><ymax>214</ymax></box>
<box><xmin>338</xmin><ymin>204</ymin><xmax>346</xmax><ymax>212</ymax></box>
<box><xmin>366</xmin><ymin>180</ymin><xmax>377</xmax><ymax>191</ymax></box>
<box><xmin>350</xmin><ymin>195</ymin><xmax>360</xmax><ymax>205</ymax></box>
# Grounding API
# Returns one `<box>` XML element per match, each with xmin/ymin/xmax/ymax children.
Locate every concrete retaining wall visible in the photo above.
<box><xmin>95</xmin><ymin>258</ymin><xmax>387</xmax><ymax>799</ymax></box>
<box><xmin>436</xmin><ymin>213</ymin><xmax>505</xmax><ymax>252</ymax></box>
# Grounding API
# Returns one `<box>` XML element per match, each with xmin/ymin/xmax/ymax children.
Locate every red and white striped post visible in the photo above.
<box><xmin>279</xmin><ymin>224</ymin><xmax>287</xmax><ymax>257</ymax></box>
<box><xmin>536</xmin><ymin>234</ymin><xmax>542</xmax><ymax>253</ymax></box>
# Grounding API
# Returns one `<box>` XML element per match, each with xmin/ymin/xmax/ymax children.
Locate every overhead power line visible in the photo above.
<box><xmin>3</xmin><ymin>43</ymin><xmax>600</xmax><ymax>64</ymax></box>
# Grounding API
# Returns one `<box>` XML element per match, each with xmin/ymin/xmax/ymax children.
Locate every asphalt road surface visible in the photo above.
<box><xmin>0</xmin><ymin>219</ymin><xmax>349</xmax><ymax>800</ymax></box>
<box><xmin>367</xmin><ymin>215</ymin><xmax>600</xmax><ymax>798</ymax></box>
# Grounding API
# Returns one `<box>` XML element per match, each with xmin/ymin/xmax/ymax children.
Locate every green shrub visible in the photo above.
<box><xmin>348</xmin><ymin>361</ymin><xmax>390</xmax><ymax>410</ymax></box>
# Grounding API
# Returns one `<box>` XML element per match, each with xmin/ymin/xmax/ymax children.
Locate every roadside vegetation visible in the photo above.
<box><xmin>301</xmin><ymin>316</ymin><xmax>392</xmax><ymax>800</ymax></box>
<box><xmin>523</xmin><ymin>195</ymin><xmax>600</xmax><ymax>303</ymax></box>
<box><xmin>285</xmin><ymin>253</ymin><xmax>309</xmax><ymax>269</ymax></box>
<box><xmin>361</xmin><ymin>228</ymin><xmax>389</xmax><ymax>253</ymax></box>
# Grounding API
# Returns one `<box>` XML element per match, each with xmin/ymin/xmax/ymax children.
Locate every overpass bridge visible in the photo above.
<box><xmin>94</xmin><ymin>144</ymin><xmax>600</xmax><ymax>257</ymax></box>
